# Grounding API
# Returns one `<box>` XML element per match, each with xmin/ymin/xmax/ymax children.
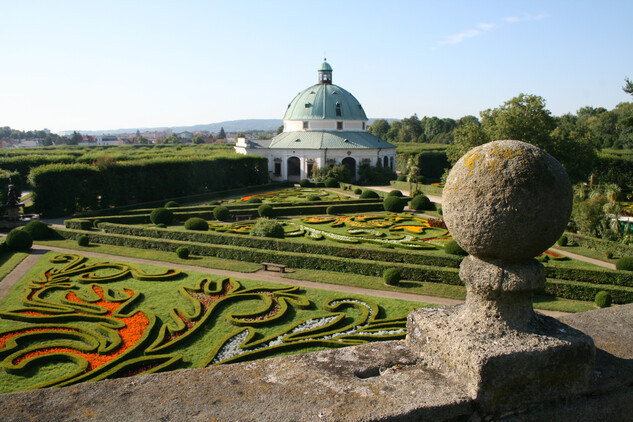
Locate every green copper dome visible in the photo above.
<box><xmin>284</xmin><ymin>83</ymin><xmax>368</xmax><ymax>121</ymax></box>
<box><xmin>319</xmin><ymin>61</ymin><xmax>332</xmax><ymax>71</ymax></box>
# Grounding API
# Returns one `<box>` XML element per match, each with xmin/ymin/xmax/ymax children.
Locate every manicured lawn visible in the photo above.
<box><xmin>555</xmin><ymin>244</ymin><xmax>621</xmax><ymax>265</ymax></box>
<box><xmin>0</xmin><ymin>252</ymin><xmax>429</xmax><ymax>394</ymax></box>
<box><xmin>284</xmin><ymin>268</ymin><xmax>597</xmax><ymax>313</ymax></box>
<box><xmin>35</xmin><ymin>239</ymin><xmax>261</xmax><ymax>272</ymax></box>
<box><xmin>0</xmin><ymin>252</ymin><xmax>29</xmax><ymax>282</ymax></box>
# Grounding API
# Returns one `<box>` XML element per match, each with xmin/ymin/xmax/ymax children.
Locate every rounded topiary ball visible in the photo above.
<box><xmin>299</xmin><ymin>178</ymin><xmax>312</xmax><ymax>187</ymax></box>
<box><xmin>184</xmin><ymin>217</ymin><xmax>209</xmax><ymax>231</ymax></box>
<box><xmin>410</xmin><ymin>194</ymin><xmax>433</xmax><ymax>211</ymax></box>
<box><xmin>557</xmin><ymin>235</ymin><xmax>568</xmax><ymax>247</ymax></box>
<box><xmin>250</xmin><ymin>218</ymin><xmax>285</xmax><ymax>239</ymax></box>
<box><xmin>594</xmin><ymin>291</ymin><xmax>612</xmax><ymax>308</ymax></box>
<box><xmin>6</xmin><ymin>229</ymin><xmax>32</xmax><ymax>251</ymax></box>
<box><xmin>165</xmin><ymin>201</ymin><xmax>179</xmax><ymax>208</ymax></box>
<box><xmin>397</xmin><ymin>174</ymin><xmax>407</xmax><ymax>182</ymax></box>
<box><xmin>258</xmin><ymin>204</ymin><xmax>274</xmax><ymax>218</ymax></box>
<box><xmin>247</xmin><ymin>197</ymin><xmax>262</xmax><ymax>204</ymax></box>
<box><xmin>388</xmin><ymin>190</ymin><xmax>403</xmax><ymax>197</ymax></box>
<box><xmin>360</xmin><ymin>190</ymin><xmax>379</xmax><ymax>199</ymax></box>
<box><xmin>150</xmin><ymin>208</ymin><xmax>174</xmax><ymax>225</ymax></box>
<box><xmin>383</xmin><ymin>268</ymin><xmax>401</xmax><ymax>285</ymax></box>
<box><xmin>77</xmin><ymin>235</ymin><xmax>90</xmax><ymax>247</ymax></box>
<box><xmin>22</xmin><ymin>220</ymin><xmax>51</xmax><ymax>240</ymax></box>
<box><xmin>616</xmin><ymin>257</ymin><xmax>633</xmax><ymax>271</ymax></box>
<box><xmin>326</xmin><ymin>206</ymin><xmax>336</xmax><ymax>215</ymax></box>
<box><xmin>325</xmin><ymin>177</ymin><xmax>339</xmax><ymax>188</ymax></box>
<box><xmin>383</xmin><ymin>196</ymin><xmax>406</xmax><ymax>212</ymax></box>
<box><xmin>443</xmin><ymin>140</ymin><xmax>572</xmax><ymax>263</ymax></box>
<box><xmin>213</xmin><ymin>206</ymin><xmax>230</xmax><ymax>221</ymax></box>
<box><xmin>307</xmin><ymin>195</ymin><xmax>322</xmax><ymax>201</ymax></box>
<box><xmin>176</xmin><ymin>246</ymin><xmax>190</xmax><ymax>259</ymax></box>
<box><xmin>444</xmin><ymin>240</ymin><xmax>468</xmax><ymax>256</ymax></box>
<box><xmin>354</xmin><ymin>188</ymin><xmax>362</xmax><ymax>195</ymax></box>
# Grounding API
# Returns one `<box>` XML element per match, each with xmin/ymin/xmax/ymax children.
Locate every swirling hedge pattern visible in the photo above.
<box><xmin>208</xmin><ymin>213</ymin><xmax>452</xmax><ymax>250</ymax></box>
<box><xmin>0</xmin><ymin>254</ymin><xmax>410</xmax><ymax>393</ymax></box>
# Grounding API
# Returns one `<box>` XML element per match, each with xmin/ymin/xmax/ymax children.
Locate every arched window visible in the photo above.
<box><xmin>384</xmin><ymin>156</ymin><xmax>389</xmax><ymax>167</ymax></box>
<box><xmin>336</xmin><ymin>102</ymin><xmax>341</xmax><ymax>117</ymax></box>
<box><xmin>287</xmin><ymin>157</ymin><xmax>301</xmax><ymax>181</ymax></box>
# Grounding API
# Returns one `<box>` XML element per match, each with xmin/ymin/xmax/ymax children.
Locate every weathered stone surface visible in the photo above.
<box><xmin>407</xmin><ymin>306</ymin><xmax>595</xmax><ymax>414</ymax></box>
<box><xmin>443</xmin><ymin>140</ymin><xmax>572</xmax><ymax>263</ymax></box>
<box><xmin>0</xmin><ymin>341</ymin><xmax>473</xmax><ymax>422</ymax></box>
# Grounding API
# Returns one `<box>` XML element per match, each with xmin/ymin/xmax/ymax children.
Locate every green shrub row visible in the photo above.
<box><xmin>28</xmin><ymin>156</ymin><xmax>268</xmax><ymax>217</ymax></box>
<box><xmin>55</xmin><ymin>228</ymin><xmax>462</xmax><ymax>284</ymax></box>
<box><xmin>544</xmin><ymin>264</ymin><xmax>633</xmax><ymax>288</ymax></box>
<box><xmin>564</xmin><ymin>232</ymin><xmax>633</xmax><ymax>257</ymax></box>
<box><xmin>98</xmin><ymin>222</ymin><xmax>464</xmax><ymax>267</ymax></box>
<box><xmin>544</xmin><ymin>279</ymin><xmax>633</xmax><ymax>304</ymax></box>
<box><xmin>76</xmin><ymin>183</ymin><xmax>291</xmax><ymax>217</ymax></box>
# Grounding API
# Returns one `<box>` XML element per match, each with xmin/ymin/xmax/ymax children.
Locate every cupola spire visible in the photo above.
<box><xmin>318</xmin><ymin>59</ymin><xmax>332</xmax><ymax>85</ymax></box>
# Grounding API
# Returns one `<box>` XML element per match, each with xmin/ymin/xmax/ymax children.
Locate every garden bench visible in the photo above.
<box><xmin>234</xmin><ymin>214</ymin><xmax>252</xmax><ymax>221</ymax></box>
<box><xmin>261</xmin><ymin>262</ymin><xmax>287</xmax><ymax>273</ymax></box>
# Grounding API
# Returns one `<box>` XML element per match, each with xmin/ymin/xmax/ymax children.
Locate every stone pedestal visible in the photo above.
<box><xmin>407</xmin><ymin>141</ymin><xmax>597</xmax><ymax>414</ymax></box>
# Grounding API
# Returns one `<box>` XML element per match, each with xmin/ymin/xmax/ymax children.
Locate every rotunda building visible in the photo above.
<box><xmin>235</xmin><ymin>61</ymin><xmax>396</xmax><ymax>182</ymax></box>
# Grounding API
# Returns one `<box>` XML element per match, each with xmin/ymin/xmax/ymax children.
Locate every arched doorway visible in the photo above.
<box><xmin>287</xmin><ymin>156</ymin><xmax>301</xmax><ymax>182</ymax></box>
<box><xmin>342</xmin><ymin>157</ymin><xmax>356</xmax><ymax>181</ymax></box>
<box><xmin>383</xmin><ymin>156</ymin><xmax>389</xmax><ymax>168</ymax></box>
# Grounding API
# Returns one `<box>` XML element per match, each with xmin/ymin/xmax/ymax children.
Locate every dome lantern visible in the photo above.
<box><xmin>318</xmin><ymin>59</ymin><xmax>332</xmax><ymax>85</ymax></box>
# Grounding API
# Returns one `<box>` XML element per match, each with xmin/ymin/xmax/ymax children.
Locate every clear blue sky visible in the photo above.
<box><xmin>1</xmin><ymin>0</ymin><xmax>632</xmax><ymax>133</ymax></box>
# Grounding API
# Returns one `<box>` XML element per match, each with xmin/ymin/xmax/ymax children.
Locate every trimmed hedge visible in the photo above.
<box><xmin>410</xmin><ymin>194</ymin><xmax>434</xmax><ymax>211</ymax></box>
<box><xmin>213</xmin><ymin>206</ymin><xmax>230</xmax><ymax>221</ymax></box>
<box><xmin>616</xmin><ymin>257</ymin><xmax>633</xmax><ymax>271</ymax></box>
<box><xmin>176</xmin><ymin>246</ymin><xmax>190</xmax><ymax>259</ymax></box>
<box><xmin>544</xmin><ymin>279</ymin><xmax>633</xmax><ymax>304</ymax></box>
<box><xmin>360</xmin><ymin>190</ymin><xmax>380</xmax><ymax>199</ymax></box>
<box><xmin>28</xmin><ymin>156</ymin><xmax>268</xmax><ymax>217</ymax></box>
<box><xmin>383</xmin><ymin>196</ymin><xmax>406</xmax><ymax>212</ymax></box>
<box><xmin>383</xmin><ymin>268</ymin><xmax>401</xmax><ymax>285</ymax></box>
<box><xmin>150</xmin><ymin>208</ymin><xmax>174</xmax><ymax>225</ymax></box>
<box><xmin>184</xmin><ymin>217</ymin><xmax>209</xmax><ymax>231</ymax></box>
<box><xmin>595</xmin><ymin>290</ymin><xmax>612</xmax><ymax>308</ymax></box>
<box><xmin>22</xmin><ymin>220</ymin><xmax>52</xmax><ymax>240</ymax></box>
<box><xmin>55</xmin><ymin>227</ymin><xmax>462</xmax><ymax>284</ymax></box>
<box><xmin>565</xmin><ymin>232</ymin><xmax>633</xmax><ymax>257</ymax></box>
<box><xmin>5</xmin><ymin>229</ymin><xmax>32</xmax><ymax>251</ymax></box>
<box><xmin>96</xmin><ymin>223</ymin><xmax>465</xmax><ymax>267</ymax></box>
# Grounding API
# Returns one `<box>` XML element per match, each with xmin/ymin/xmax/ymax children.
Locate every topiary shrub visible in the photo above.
<box><xmin>156</xmin><ymin>223</ymin><xmax>167</xmax><ymax>228</ymax></box>
<box><xmin>258</xmin><ymin>204</ymin><xmax>274</xmax><ymax>218</ymax></box>
<box><xmin>150</xmin><ymin>208</ymin><xmax>174</xmax><ymax>225</ymax></box>
<box><xmin>213</xmin><ymin>206</ymin><xmax>230</xmax><ymax>221</ymax></box>
<box><xmin>22</xmin><ymin>220</ymin><xmax>51</xmax><ymax>240</ymax></box>
<box><xmin>557</xmin><ymin>235</ymin><xmax>568</xmax><ymax>247</ymax></box>
<box><xmin>353</xmin><ymin>188</ymin><xmax>362</xmax><ymax>195</ymax></box>
<box><xmin>594</xmin><ymin>290</ymin><xmax>612</xmax><ymax>308</ymax></box>
<box><xmin>410</xmin><ymin>194</ymin><xmax>434</xmax><ymax>211</ymax></box>
<box><xmin>299</xmin><ymin>178</ymin><xmax>312</xmax><ymax>187</ymax></box>
<box><xmin>383</xmin><ymin>196</ymin><xmax>406</xmax><ymax>212</ymax></box>
<box><xmin>397</xmin><ymin>174</ymin><xmax>407</xmax><ymax>182</ymax></box>
<box><xmin>326</xmin><ymin>206</ymin><xmax>336</xmax><ymax>215</ymax></box>
<box><xmin>616</xmin><ymin>257</ymin><xmax>633</xmax><ymax>271</ymax></box>
<box><xmin>165</xmin><ymin>201</ymin><xmax>179</xmax><ymax>208</ymax></box>
<box><xmin>383</xmin><ymin>268</ymin><xmax>401</xmax><ymax>285</ymax></box>
<box><xmin>250</xmin><ymin>218</ymin><xmax>284</xmax><ymax>239</ymax></box>
<box><xmin>388</xmin><ymin>190</ymin><xmax>403</xmax><ymax>197</ymax></box>
<box><xmin>247</xmin><ymin>197</ymin><xmax>262</xmax><ymax>204</ymax></box>
<box><xmin>604</xmin><ymin>250</ymin><xmax>614</xmax><ymax>260</ymax></box>
<box><xmin>5</xmin><ymin>229</ymin><xmax>32</xmax><ymax>251</ymax></box>
<box><xmin>208</xmin><ymin>200</ymin><xmax>220</xmax><ymax>205</ymax></box>
<box><xmin>436</xmin><ymin>204</ymin><xmax>443</xmax><ymax>216</ymax></box>
<box><xmin>445</xmin><ymin>240</ymin><xmax>468</xmax><ymax>256</ymax></box>
<box><xmin>325</xmin><ymin>177</ymin><xmax>339</xmax><ymax>188</ymax></box>
<box><xmin>184</xmin><ymin>217</ymin><xmax>209</xmax><ymax>231</ymax></box>
<box><xmin>93</xmin><ymin>219</ymin><xmax>102</xmax><ymax>229</ymax></box>
<box><xmin>360</xmin><ymin>190</ymin><xmax>379</xmax><ymax>199</ymax></box>
<box><xmin>176</xmin><ymin>246</ymin><xmax>190</xmax><ymax>259</ymax></box>
<box><xmin>307</xmin><ymin>195</ymin><xmax>322</xmax><ymax>201</ymax></box>
<box><xmin>77</xmin><ymin>235</ymin><xmax>90</xmax><ymax>247</ymax></box>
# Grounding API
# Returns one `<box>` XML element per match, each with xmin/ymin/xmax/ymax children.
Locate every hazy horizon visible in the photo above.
<box><xmin>2</xmin><ymin>0</ymin><xmax>632</xmax><ymax>132</ymax></box>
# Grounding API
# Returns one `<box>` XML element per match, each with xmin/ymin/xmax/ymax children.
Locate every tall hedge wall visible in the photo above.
<box><xmin>28</xmin><ymin>156</ymin><xmax>267</xmax><ymax>217</ymax></box>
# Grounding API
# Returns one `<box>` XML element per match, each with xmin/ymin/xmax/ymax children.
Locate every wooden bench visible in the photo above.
<box><xmin>261</xmin><ymin>262</ymin><xmax>288</xmax><ymax>273</ymax></box>
<box><xmin>234</xmin><ymin>214</ymin><xmax>252</xmax><ymax>221</ymax></box>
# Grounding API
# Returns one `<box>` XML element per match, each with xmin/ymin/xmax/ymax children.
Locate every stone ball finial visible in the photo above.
<box><xmin>443</xmin><ymin>140</ymin><xmax>572</xmax><ymax>263</ymax></box>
